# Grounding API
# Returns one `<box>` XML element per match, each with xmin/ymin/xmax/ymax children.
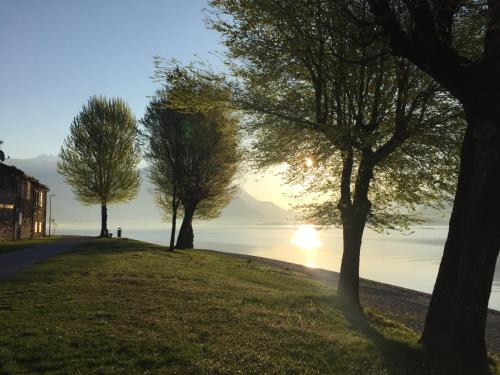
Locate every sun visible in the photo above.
<box><xmin>305</xmin><ymin>158</ymin><xmax>314</xmax><ymax>168</ymax></box>
<box><xmin>291</xmin><ymin>224</ymin><xmax>321</xmax><ymax>250</ymax></box>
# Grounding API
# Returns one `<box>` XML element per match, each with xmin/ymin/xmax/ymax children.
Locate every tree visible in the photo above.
<box><xmin>58</xmin><ymin>96</ymin><xmax>141</xmax><ymax>237</ymax></box>
<box><xmin>174</xmin><ymin>106</ymin><xmax>240</xmax><ymax>249</ymax></box>
<box><xmin>364</xmin><ymin>1</ymin><xmax>500</xmax><ymax>370</ymax></box>
<box><xmin>143</xmin><ymin>64</ymin><xmax>241</xmax><ymax>249</ymax></box>
<box><xmin>209</xmin><ymin>0</ymin><xmax>463</xmax><ymax>307</ymax></box>
<box><xmin>142</xmin><ymin>95</ymin><xmax>186</xmax><ymax>251</ymax></box>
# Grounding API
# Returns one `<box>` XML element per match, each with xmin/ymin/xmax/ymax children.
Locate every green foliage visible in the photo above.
<box><xmin>58</xmin><ymin>96</ymin><xmax>141</xmax><ymax>206</ymax></box>
<box><xmin>153</xmin><ymin>57</ymin><xmax>232</xmax><ymax>114</ymax></box>
<box><xmin>209</xmin><ymin>0</ymin><xmax>464</xmax><ymax>231</ymax></box>
<box><xmin>343</xmin><ymin>0</ymin><xmax>487</xmax><ymax>62</ymax></box>
<box><xmin>142</xmin><ymin>64</ymin><xmax>241</xmax><ymax>221</ymax></box>
<box><xmin>0</xmin><ymin>238</ymin><xmax>497</xmax><ymax>374</ymax></box>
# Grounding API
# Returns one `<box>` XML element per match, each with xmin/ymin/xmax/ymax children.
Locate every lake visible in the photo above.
<box><xmin>60</xmin><ymin>224</ymin><xmax>500</xmax><ymax>310</ymax></box>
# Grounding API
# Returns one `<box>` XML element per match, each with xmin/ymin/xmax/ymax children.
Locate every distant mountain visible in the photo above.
<box><xmin>238</xmin><ymin>190</ymin><xmax>294</xmax><ymax>223</ymax></box>
<box><xmin>4</xmin><ymin>155</ymin><xmax>293</xmax><ymax>229</ymax></box>
<box><xmin>5</xmin><ymin>155</ymin><xmax>449</xmax><ymax>230</ymax></box>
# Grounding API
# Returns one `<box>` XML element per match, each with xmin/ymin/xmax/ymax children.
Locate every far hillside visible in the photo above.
<box><xmin>5</xmin><ymin>155</ymin><xmax>451</xmax><ymax>229</ymax></box>
<box><xmin>5</xmin><ymin>155</ymin><xmax>294</xmax><ymax>228</ymax></box>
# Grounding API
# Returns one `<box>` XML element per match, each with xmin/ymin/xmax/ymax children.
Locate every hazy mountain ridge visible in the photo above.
<box><xmin>5</xmin><ymin>155</ymin><xmax>293</xmax><ymax>229</ymax></box>
<box><xmin>4</xmin><ymin>155</ymin><xmax>450</xmax><ymax>229</ymax></box>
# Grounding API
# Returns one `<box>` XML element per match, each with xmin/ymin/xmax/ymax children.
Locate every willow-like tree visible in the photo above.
<box><xmin>58</xmin><ymin>96</ymin><xmax>141</xmax><ymax>236</ymax></box>
<box><xmin>143</xmin><ymin>65</ymin><xmax>240</xmax><ymax>249</ymax></box>
<box><xmin>142</xmin><ymin>95</ymin><xmax>185</xmax><ymax>250</ymax></box>
<box><xmin>210</xmin><ymin>0</ymin><xmax>463</xmax><ymax>307</ymax></box>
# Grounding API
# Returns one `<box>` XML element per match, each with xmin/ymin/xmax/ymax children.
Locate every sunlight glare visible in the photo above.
<box><xmin>305</xmin><ymin>260</ymin><xmax>317</xmax><ymax>268</ymax></box>
<box><xmin>291</xmin><ymin>224</ymin><xmax>321</xmax><ymax>250</ymax></box>
<box><xmin>305</xmin><ymin>158</ymin><xmax>314</xmax><ymax>167</ymax></box>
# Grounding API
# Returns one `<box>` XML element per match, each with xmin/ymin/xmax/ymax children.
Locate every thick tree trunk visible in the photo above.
<box><xmin>364</xmin><ymin>6</ymin><xmax>500</xmax><ymax>370</ymax></box>
<box><xmin>337</xmin><ymin>157</ymin><xmax>373</xmax><ymax>309</ymax></box>
<box><xmin>100</xmin><ymin>203</ymin><xmax>108</xmax><ymax>237</ymax></box>
<box><xmin>169</xmin><ymin>202</ymin><xmax>178</xmax><ymax>252</ymax></box>
<box><xmin>337</xmin><ymin>205</ymin><xmax>370</xmax><ymax>308</ymax></box>
<box><xmin>420</xmin><ymin>105</ymin><xmax>500</xmax><ymax>373</ymax></box>
<box><xmin>169</xmin><ymin>186</ymin><xmax>178</xmax><ymax>252</ymax></box>
<box><xmin>176</xmin><ymin>204</ymin><xmax>196</xmax><ymax>249</ymax></box>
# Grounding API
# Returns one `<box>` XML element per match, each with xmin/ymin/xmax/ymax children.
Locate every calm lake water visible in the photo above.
<box><xmin>61</xmin><ymin>224</ymin><xmax>500</xmax><ymax>310</ymax></box>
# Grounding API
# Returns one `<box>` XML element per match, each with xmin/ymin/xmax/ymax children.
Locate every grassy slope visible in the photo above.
<box><xmin>0</xmin><ymin>238</ymin><xmax>497</xmax><ymax>375</ymax></box>
<box><xmin>0</xmin><ymin>236</ymin><xmax>63</xmax><ymax>255</ymax></box>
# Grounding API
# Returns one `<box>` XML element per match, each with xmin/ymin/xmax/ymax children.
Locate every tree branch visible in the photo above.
<box><xmin>368</xmin><ymin>0</ymin><xmax>471</xmax><ymax>98</ymax></box>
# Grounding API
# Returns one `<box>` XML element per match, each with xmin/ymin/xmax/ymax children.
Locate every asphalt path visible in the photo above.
<box><xmin>0</xmin><ymin>235</ymin><xmax>93</xmax><ymax>279</ymax></box>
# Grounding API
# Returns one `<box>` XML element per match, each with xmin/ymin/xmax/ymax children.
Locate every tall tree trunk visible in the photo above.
<box><xmin>337</xmin><ymin>155</ymin><xmax>373</xmax><ymax>308</ymax></box>
<box><xmin>364</xmin><ymin>6</ymin><xmax>500</xmax><ymax>370</ymax></box>
<box><xmin>337</xmin><ymin>206</ymin><xmax>370</xmax><ymax>308</ymax></box>
<box><xmin>176</xmin><ymin>203</ymin><xmax>196</xmax><ymax>249</ymax></box>
<box><xmin>169</xmin><ymin>185</ymin><xmax>178</xmax><ymax>251</ymax></box>
<box><xmin>420</xmin><ymin>104</ymin><xmax>500</xmax><ymax>373</ymax></box>
<box><xmin>169</xmin><ymin>211</ymin><xmax>177</xmax><ymax>251</ymax></box>
<box><xmin>100</xmin><ymin>203</ymin><xmax>108</xmax><ymax>237</ymax></box>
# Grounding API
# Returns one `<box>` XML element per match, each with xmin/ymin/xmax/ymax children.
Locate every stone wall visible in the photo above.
<box><xmin>0</xmin><ymin>164</ymin><xmax>49</xmax><ymax>241</ymax></box>
<box><xmin>0</xmin><ymin>169</ymin><xmax>16</xmax><ymax>241</ymax></box>
<box><xmin>32</xmin><ymin>189</ymin><xmax>47</xmax><ymax>238</ymax></box>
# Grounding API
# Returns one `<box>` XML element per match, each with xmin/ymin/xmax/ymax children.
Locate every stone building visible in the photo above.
<box><xmin>0</xmin><ymin>163</ymin><xmax>49</xmax><ymax>241</ymax></box>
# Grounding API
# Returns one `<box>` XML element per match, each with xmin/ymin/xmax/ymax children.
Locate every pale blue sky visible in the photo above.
<box><xmin>0</xmin><ymin>0</ymin><xmax>304</xmax><ymax>208</ymax></box>
<box><xmin>0</xmin><ymin>0</ymin><xmax>224</xmax><ymax>158</ymax></box>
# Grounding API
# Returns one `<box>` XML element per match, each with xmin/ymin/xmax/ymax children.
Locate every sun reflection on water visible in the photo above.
<box><xmin>291</xmin><ymin>224</ymin><xmax>321</xmax><ymax>250</ymax></box>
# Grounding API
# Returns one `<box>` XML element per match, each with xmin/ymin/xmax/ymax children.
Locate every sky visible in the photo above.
<box><xmin>0</xmin><ymin>0</ymin><xmax>305</xmax><ymax>209</ymax></box>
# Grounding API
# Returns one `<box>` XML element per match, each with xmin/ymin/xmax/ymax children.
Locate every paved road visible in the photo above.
<box><xmin>0</xmin><ymin>235</ymin><xmax>93</xmax><ymax>279</ymax></box>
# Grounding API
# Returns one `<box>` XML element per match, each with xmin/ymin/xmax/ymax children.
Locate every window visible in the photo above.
<box><xmin>25</xmin><ymin>182</ymin><xmax>31</xmax><ymax>200</ymax></box>
<box><xmin>18</xmin><ymin>212</ymin><xmax>22</xmax><ymax>226</ymax></box>
<box><xmin>38</xmin><ymin>192</ymin><xmax>44</xmax><ymax>207</ymax></box>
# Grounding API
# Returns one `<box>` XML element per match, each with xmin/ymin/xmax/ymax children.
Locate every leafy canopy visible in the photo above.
<box><xmin>209</xmin><ymin>0</ymin><xmax>464</xmax><ymax>231</ymax></box>
<box><xmin>143</xmin><ymin>62</ymin><xmax>241</xmax><ymax>220</ymax></box>
<box><xmin>58</xmin><ymin>96</ymin><xmax>141</xmax><ymax>206</ymax></box>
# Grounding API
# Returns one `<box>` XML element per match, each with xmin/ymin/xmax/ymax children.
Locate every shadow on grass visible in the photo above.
<box><xmin>0</xmin><ymin>236</ymin><xmax>65</xmax><ymax>255</ymax></box>
<box><xmin>72</xmin><ymin>238</ymin><xmax>168</xmax><ymax>254</ymax></box>
<box><xmin>4</xmin><ymin>238</ymin><xmax>177</xmax><ymax>285</ymax></box>
<box><xmin>335</xmin><ymin>296</ymin><xmax>497</xmax><ymax>375</ymax></box>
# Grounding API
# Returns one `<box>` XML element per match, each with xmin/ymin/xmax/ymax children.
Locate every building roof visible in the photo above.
<box><xmin>0</xmin><ymin>162</ymin><xmax>50</xmax><ymax>191</ymax></box>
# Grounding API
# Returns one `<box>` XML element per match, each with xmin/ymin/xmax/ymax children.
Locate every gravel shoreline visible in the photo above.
<box><xmin>206</xmin><ymin>249</ymin><xmax>500</xmax><ymax>355</ymax></box>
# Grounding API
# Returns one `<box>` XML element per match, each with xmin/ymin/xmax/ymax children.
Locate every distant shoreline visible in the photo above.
<box><xmin>201</xmin><ymin>248</ymin><xmax>500</xmax><ymax>356</ymax></box>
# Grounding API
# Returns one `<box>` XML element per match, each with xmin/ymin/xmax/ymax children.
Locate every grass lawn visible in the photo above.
<box><xmin>0</xmin><ymin>238</ymin><xmax>497</xmax><ymax>374</ymax></box>
<box><xmin>0</xmin><ymin>236</ymin><xmax>63</xmax><ymax>255</ymax></box>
